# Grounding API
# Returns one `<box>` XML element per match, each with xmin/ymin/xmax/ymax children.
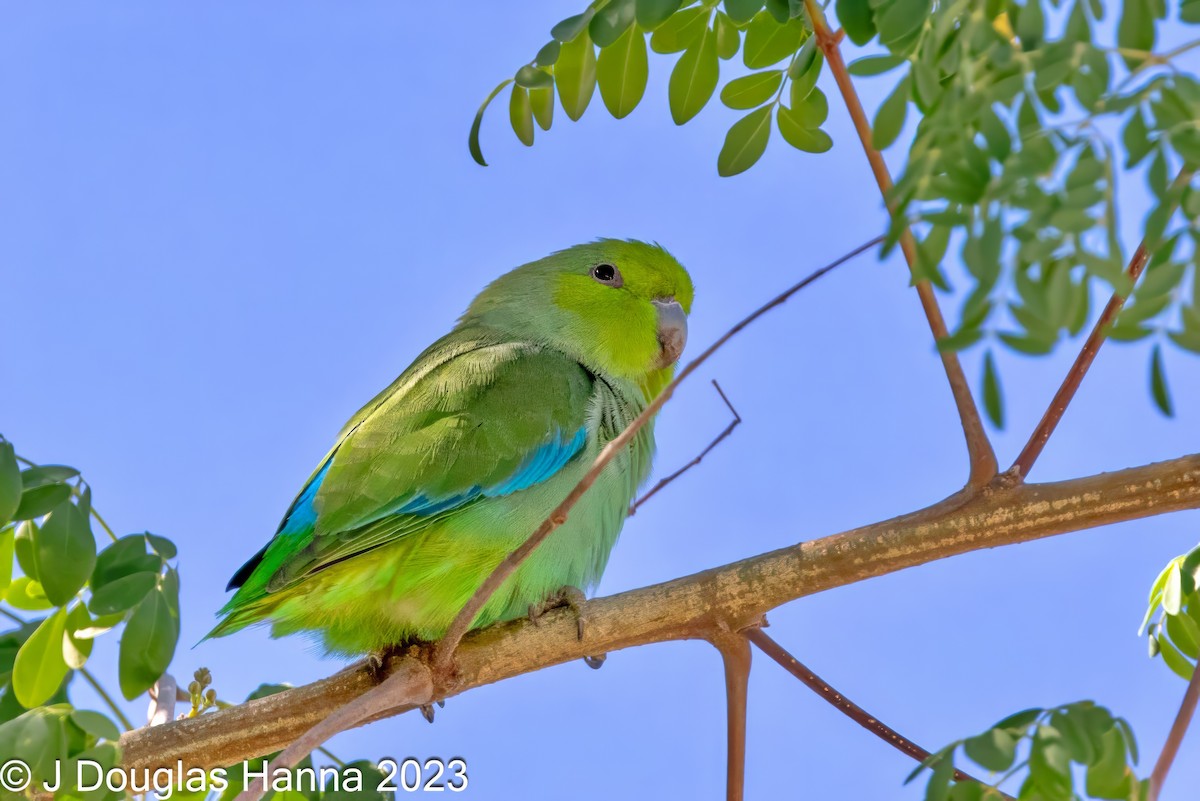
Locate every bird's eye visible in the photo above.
<box><xmin>590</xmin><ymin>263</ymin><xmax>623</xmax><ymax>287</ymax></box>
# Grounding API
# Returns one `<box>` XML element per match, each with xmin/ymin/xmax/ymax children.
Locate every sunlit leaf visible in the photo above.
<box><xmin>597</xmin><ymin>23</ymin><xmax>649</xmax><ymax>118</ymax></box>
<box><xmin>669</xmin><ymin>27</ymin><xmax>719</xmax><ymax>124</ymax></box>
<box><xmin>718</xmin><ymin>106</ymin><xmax>773</xmax><ymax>176</ymax></box>
<box><xmin>12</xmin><ymin>608</ymin><xmax>69</xmax><ymax>708</ymax></box>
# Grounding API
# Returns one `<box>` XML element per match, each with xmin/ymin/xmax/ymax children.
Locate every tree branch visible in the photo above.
<box><xmin>745</xmin><ymin>629</ymin><xmax>1014</xmax><ymax>799</ymax></box>
<box><xmin>1147</xmin><ymin>665</ymin><xmax>1200</xmax><ymax>801</ymax></box>
<box><xmin>431</xmin><ymin>236</ymin><xmax>883</xmax><ymax>671</ymax></box>
<box><xmin>236</xmin><ymin>661</ymin><xmax>433</xmax><ymax>801</ymax></box>
<box><xmin>711</xmin><ymin>632</ymin><xmax>752</xmax><ymax>801</ymax></box>
<box><xmin>119</xmin><ymin>452</ymin><xmax>1200</xmax><ymax>772</ymax></box>
<box><xmin>802</xmin><ymin>0</ymin><xmax>998</xmax><ymax>489</ymax></box>
<box><xmin>1012</xmin><ymin>168</ymin><xmax>1195</xmax><ymax>479</ymax></box>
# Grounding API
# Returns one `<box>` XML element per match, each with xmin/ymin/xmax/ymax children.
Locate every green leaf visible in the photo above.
<box><xmin>1016</xmin><ymin>0</ymin><xmax>1045</xmax><ymax>48</ymax></box>
<box><xmin>1183</xmin><ymin>0</ymin><xmax>1200</xmax><ymax>24</ymax></box>
<box><xmin>964</xmin><ymin>727</ymin><xmax>1017</xmax><ymax>772</ymax></box>
<box><xmin>1050</xmin><ymin>708</ymin><xmax>1098</xmax><ymax>765</ymax></box>
<box><xmin>924</xmin><ymin>752</ymin><xmax>954</xmax><ymax>801</ymax></box>
<box><xmin>651</xmin><ymin>6</ymin><xmax>710</xmax><ymax>53</ymax></box>
<box><xmin>15</xmin><ymin>519</ymin><xmax>39</xmax><ymax>579</ymax></box>
<box><xmin>70</xmin><ymin>709</ymin><xmax>121</xmax><ymax>741</ymax></box>
<box><xmin>1159</xmin><ymin>635</ymin><xmax>1195</xmax><ymax>680</ymax></box>
<box><xmin>1086</xmin><ymin>727</ymin><xmax>1135</xmax><ymax>798</ymax></box>
<box><xmin>1163</xmin><ymin>560</ymin><xmax>1184</xmax><ymax>615</ymax></box>
<box><xmin>837</xmin><ymin>0</ymin><xmax>876</xmax><ymax>45</ymax></box>
<box><xmin>0</xmin><ymin>528</ymin><xmax>11</xmax><ymax>596</ymax></box>
<box><xmin>5</xmin><ymin>576</ymin><xmax>53</xmax><ymax>611</ymax></box>
<box><xmin>35</xmin><ymin>501</ymin><xmax>96</xmax><ymax>606</ymax></box>
<box><xmin>790</xmin><ymin>87</ymin><xmax>828</xmax><ymax>127</ymax></box>
<box><xmin>13</xmin><ymin>483</ymin><xmax>71</xmax><ymax>521</ymax></box>
<box><xmin>876</xmin><ymin>0</ymin><xmax>931</xmax><ymax>47</ymax></box>
<box><xmin>714</xmin><ymin>11</ymin><xmax>741</xmax><ymax>59</ymax></box>
<box><xmin>597</xmin><ymin>23</ymin><xmax>649</xmax><ymax>118</ymax></box>
<box><xmin>721</xmin><ymin>70</ymin><xmax>783</xmax><ymax>109</ymax></box>
<box><xmin>19</xmin><ymin>466</ymin><xmax>79</xmax><ymax>489</ymax></box>
<box><xmin>557</xmin><ymin>31</ymin><xmax>599</xmax><ymax>121</ymax></box>
<box><xmin>669</xmin><ymin>28</ymin><xmax>719</xmax><ymax>124</ymax></box>
<box><xmin>63</xmin><ymin>603</ymin><xmax>92</xmax><ymax>669</ymax></box>
<box><xmin>93</xmin><ymin>534</ymin><xmax>160</xmax><ymax>588</ymax></box>
<box><xmin>530</xmin><ymin>86</ymin><xmax>554</xmax><ymax>130</ymax></box>
<box><xmin>12</xmin><ymin>607</ymin><xmax>69</xmax><ymax>708</ymax></box>
<box><xmin>118</xmin><ymin>584</ymin><xmax>179</xmax><ymax>700</ymax></box>
<box><xmin>637</xmin><ymin>0</ymin><xmax>683</xmax><ymax>29</ymax></box>
<box><xmin>742</xmin><ymin>12</ymin><xmax>805</xmax><ymax>69</ymax></box>
<box><xmin>718</xmin><ymin>105</ymin><xmax>773</xmax><ymax>176</ymax></box>
<box><xmin>468</xmin><ymin>80</ymin><xmax>511</xmax><ymax>168</ymax></box>
<box><xmin>1150</xmin><ymin>344</ymin><xmax>1174</xmax><ymax>417</ymax></box>
<box><xmin>789</xmin><ymin>48</ymin><xmax>823</xmax><ymax>102</ymax></box>
<box><xmin>872</xmin><ymin>75</ymin><xmax>909</xmax><ymax>150</ymax></box>
<box><xmin>777</xmin><ymin>107</ymin><xmax>832</xmax><ymax>152</ymax></box>
<box><xmin>725</xmin><ymin>0</ymin><xmax>766</xmax><ymax>24</ymax></box>
<box><xmin>1117</xmin><ymin>0</ymin><xmax>1156</xmax><ymax>68</ymax></box>
<box><xmin>551</xmin><ymin>11</ymin><xmax>595</xmax><ymax>42</ymax></box>
<box><xmin>515</xmin><ymin>65</ymin><xmax>553</xmax><ymax>90</ymax></box>
<box><xmin>0</xmin><ymin>442</ymin><xmax>20</xmax><ymax>527</ymax></box>
<box><xmin>993</xmin><ymin>708</ymin><xmax>1043</xmax><ymax>734</ymax></box>
<box><xmin>509</xmin><ymin>85</ymin><xmax>535</xmax><ymax>147</ymax></box>
<box><xmin>848</xmin><ymin>54</ymin><xmax>906</xmax><ymax>76</ymax></box>
<box><xmin>88</xmin><ymin>571</ymin><xmax>157</xmax><ymax>615</ymax></box>
<box><xmin>590</xmin><ymin>0</ymin><xmax>636</xmax><ymax>48</ymax></box>
<box><xmin>982</xmin><ymin>350</ymin><xmax>1004</xmax><ymax>429</ymax></box>
<box><xmin>535</xmin><ymin>40</ymin><xmax>561</xmax><ymax>68</ymax></box>
<box><xmin>1166</xmin><ymin>611</ymin><xmax>1200</xmax><ymax>658</ymax></box>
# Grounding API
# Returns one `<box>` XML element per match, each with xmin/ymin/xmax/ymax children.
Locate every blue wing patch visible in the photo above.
<box><xmin>286</xmin><ymin>427</ymin><xmax>588</xmax><ymax>532</ymax></box>
<box><xmin>484</xmin><ymin>427</ymin><xmax>588</xmax><ymax>497</ymax></box>
<box><xmin>278</xmin><ymin>459</ymin><xmax>333</xmax><ymax>537</ymax></box>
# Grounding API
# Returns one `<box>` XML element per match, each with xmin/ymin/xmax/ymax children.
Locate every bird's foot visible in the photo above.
<box><xmin>527</xmin><ymin>586</ymin><xmax>607</xmax><ymax>668</ymax></box>
<box><xmin>528</xmin><ymin>585</ymin><xmax>589</xmax><ymax>640</ymax></box>
<box><xmin>419</xmin><ymin>699</ymin><xmax>446</xmax><ymax>724</ymax></box>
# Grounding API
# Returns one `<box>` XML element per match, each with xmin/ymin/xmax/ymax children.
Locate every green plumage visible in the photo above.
<box><xmin>209</xmin><ymin>240</ymin><xmax>693</xmax><ymax>654</ymax></box>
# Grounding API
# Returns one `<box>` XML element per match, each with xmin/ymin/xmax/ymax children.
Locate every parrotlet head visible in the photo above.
<box><xmin>462</xmin><ymin>239</ymin><xmax>694</xmax><ymax>384</ymax></box>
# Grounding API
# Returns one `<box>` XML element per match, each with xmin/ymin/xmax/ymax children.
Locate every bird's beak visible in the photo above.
<box><xmin>652</xmin><ymin>298</ymin><xmax>688</xmax><ymax>368</ymax></box>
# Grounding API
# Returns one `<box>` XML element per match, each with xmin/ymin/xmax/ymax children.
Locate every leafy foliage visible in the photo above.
<box><xmin>911</xmin><ymin>702</ymin><xmax>1147</xmax><ymax>800</ymax></box>
<box><xmin>1141</xmin><ymin>541</ymin><xmax>1200</xmax><ymax>680</ymax></box>
<box><xmin>0</xmin><ymin>437</ymin><xmax>180</xmax><ymax>799</ymax></box>
<box><xmin>470</xmin><ymin>0</ymin><xmax>1200</xmax><ymax>423</ymax></box>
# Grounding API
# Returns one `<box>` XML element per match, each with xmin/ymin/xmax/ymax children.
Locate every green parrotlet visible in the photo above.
<box><xmin>208</xmin><ymin>240</ymin><xmax>693</xmax><ymax>655</ymax></box>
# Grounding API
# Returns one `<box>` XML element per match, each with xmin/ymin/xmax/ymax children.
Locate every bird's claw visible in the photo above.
<box><xmin>527</xmin><ymin>585</ymin><xmax>589</xmax><ymax>641</ymax></box>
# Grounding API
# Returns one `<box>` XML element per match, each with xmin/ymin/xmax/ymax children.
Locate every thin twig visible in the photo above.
<box><xmin>79</xmin><ymin>667</ymin><xmax>136</xmax><ymax>732</ymax></box>
<box><xmin>802</xmin><ymin>0</ymin><xmax>998</xmax><ymax>489</ymax></box>
<box><xmin>711</xmin><ymin>632</ymin><xmax>752</xmax><ymax>801</ymax></box>
<box><xmin>431</xmin><ymin>236</ymin><xmax>884</xmax><ymax>671</ymax></box>
<box><xmin>1012</xmin><ymin>168</ymin><xmax>1194</xmax><ymax>479</ymax></box>
<box><xmin>628</xmin><ymin>380</ymin><xmax>741</xmax><ymax>515</ymax></box>
<box><xmin>0</xmin><ymin>608</ymin><xmax>26</xmax><ymax>625</ymax></box>
<box><xmin>235</xmin><ymin>661</ymin><xmax>433</xmax><ymax>801</ymax></box>
<box><xmin>1147</xmin><ymin>666</ymin><xmax>1200</xmax><ymax>801</ymax></box>
<box><xmin>745</xmin><ymin>629</ymin><xmax>1014</xmax><ymax>799</ymax></box>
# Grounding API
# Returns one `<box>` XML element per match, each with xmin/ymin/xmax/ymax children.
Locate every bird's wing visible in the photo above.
<box><xmin>228</xmin><ymin>338</ymin><xmax>595</xmax><ymax>596</ymax></box>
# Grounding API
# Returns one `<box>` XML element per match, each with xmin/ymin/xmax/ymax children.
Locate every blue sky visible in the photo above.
<box><xmin>2</xmin><ymin>3</ymin><xmax>1199</xmax><ymax>799</ymax></box>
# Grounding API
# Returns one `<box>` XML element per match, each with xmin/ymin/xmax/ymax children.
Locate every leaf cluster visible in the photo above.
<box><xmin>1140</xmin><ymin>541</ymin><xmax>1200</xmax><ymax>681</ymax></box>
<box><xmin>0</xmin><ymin>438</ymin><xmax>180</xmax><ymax>799</ymax></box>
<box><xmin>911</xmin><ymin>702</ymin><xmax>1146</xmax><ymax>800</ymax></box>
